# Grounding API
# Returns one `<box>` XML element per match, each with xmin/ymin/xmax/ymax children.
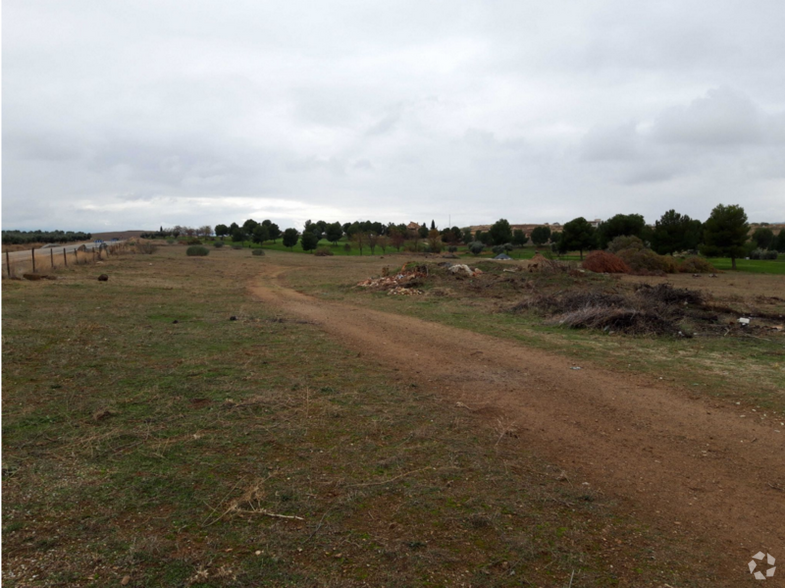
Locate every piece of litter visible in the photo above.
<box><xmin>738</xmin><ymin>317</ymin><xmax>750</xmax><ymax>326</ymax></box>
<box><xmin>570</xmin><ymin>366</ymin><xmax>582</xmax><ymax>370</ymax></box>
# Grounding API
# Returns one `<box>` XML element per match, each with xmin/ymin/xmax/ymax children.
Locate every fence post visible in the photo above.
<box><xmin>6</xmin><ymin>251</ymin><xmax>10</xmax><ymax>278</ymax></box>
<box><xmin>64</xmin><ymin>248</ymin><xmax>68</xmax><ymax>267</ymax></box>
<box><xmin>31</xmin><ymin>248</ymin><xmax>36</xmax><ymax>273</ymax></box>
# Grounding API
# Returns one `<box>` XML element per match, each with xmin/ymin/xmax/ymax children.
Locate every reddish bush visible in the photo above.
<box><xmin>581</xmin><ymin>251</ymin><xmax>631</xmax><ymax>273</ymax></box>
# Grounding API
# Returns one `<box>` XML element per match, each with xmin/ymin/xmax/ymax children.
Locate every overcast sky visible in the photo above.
<box><xmin>3</xmin><ymin>0</ymin><xmax>784</xmax><ymax>232</ymax></box>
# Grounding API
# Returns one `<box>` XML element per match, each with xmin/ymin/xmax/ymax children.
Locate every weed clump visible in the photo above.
<box><xmin>617</xmin><ymin>248</ymin><xmax>678</xmax><ymax>274</ymax></box>
<box><xmin>679</xmin><ymin>256</ymin><xmax>715</xmax><ymax>273</ymax></box>
<box><xmin>251</xmin><ymin>249</ymin><xmax>265</xmax><ymax>256</ymax></box>
<box><xmin>186</xmin><ymin>246</ymin><xmax>210</xmax><ymax>257</ymax></box>
<box><xmin>135</xmin><ymin>241</ymin><xmax>157</xmax><ymax>254</ymax></box>
<box><xmin>314</xmin><ymin>247</ymin><xmax>334</xmax><ymax>256</ymax></box>
<box><xmin>213</xmin><ymin>241</ymin><xmax>224</xmax><ymax>248</ymax></box>
<box><xmin>582</xmin><ymin>251</ymin><xmax>630</xmax><ymax>274</ymax></box>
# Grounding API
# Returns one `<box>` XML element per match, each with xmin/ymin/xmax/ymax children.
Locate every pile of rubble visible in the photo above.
<box><xmin>356</xmin><ymin>263</ymin><xmax>429</xmax><ymax>295</ymax></box>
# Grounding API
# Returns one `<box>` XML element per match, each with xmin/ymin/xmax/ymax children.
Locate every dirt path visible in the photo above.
<box><xmin>249</xmin><ymin>262</ymin><xmax>784</xmax><ymax>580</ymax></box>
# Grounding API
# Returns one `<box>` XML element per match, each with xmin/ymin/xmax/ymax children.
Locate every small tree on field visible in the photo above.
<box><xmin>282</xmin><ymin>228</ymin><xmax>299</xmax><ymax>250</ymax></box>
<box><xmin>389</xmin><ymin>227</ymin><xmax>405</xmax><ymax>251</ymax></box>
<box><xmin>530</xmin><ymin>226</ymin><xmax>551</xmax><ymax>246</ymax></box>
<box><xmin>252</xmin><ymin>225</ymin><xmax>269</xmax><ymax>245</ymax></box>
<box><xmin>469</xmin><ymin>241</ymin><xmax>485</xmax><ymax>256</ymax></box>
<box><xmin>215</xmin><ymin>224</ymin><xmax>229</xmax><ymax>239</ymax></box>
<box><xmin>489</xmin><ymin>219</ymin><xmax>513</xmax><ymax>245</ymax></box>
<box><xmin>651</xmin><ymin>209</ymin><xmax>702</xmax><ymax>255</ymax></box>
<box><xmin>368</xmin><ymin>233</ymin><xmax>379</xmax><ymax>255</ymax></box>
<box><xmin>752</xmin><ymin>227</ymin><xmax>775</xmax><ymax>250</ymax></box>
<box><xmin>326</xmin><ymin>222</ymin><xmax>343</xmax><ymax>245</ymax></box>
<box><xmin>700</xmin><ymin>204</ymin><xmax>749</xmax><ymax>270</ymax></box>
<box><xmin>352</xmin><ymin>232</ymin><xmax>367</xmax><ymax>255</ymax></box>
<box><xmin>776</xmin><ymin>231</ymin><xmax>785</xmax><ymax>253</ymax></box>
<box><xmin>300</xmin><ymin>231</ymin><xmax>319</xmax><ymax>252</ymax></box>
<box><xmin>512</xmin><ymin>229</ymin><xmax>529</xmax><ymax>247</ymax></box>
<box><xmin>427</xmin><ymin>229</ymin><xmax>442</xmax><ymax>253</ymax></box>
<box><xmin>559</xmin><ymin>217</ymin><xmax>596</xmax><ymax>260</ymax></box>
<box><xmin>377</xmin><ymin>235</ymin><xmax>389</xmax><ymax>254</ymax></box>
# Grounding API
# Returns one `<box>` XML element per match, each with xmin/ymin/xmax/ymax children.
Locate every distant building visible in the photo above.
<box><xmin>406</xmin><ymin>222</ymin><xmax>421</xmax><ymax>236</ymax></box>
<box><xmin>590</xmin><ymin>219</ymin><xmax>602</xmax><ymax>228</ymax></box>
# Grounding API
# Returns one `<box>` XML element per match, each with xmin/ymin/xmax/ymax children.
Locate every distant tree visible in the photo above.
<box><xmin>300</xmin><ymin>231</ymin><xmax>319</xmax><ymax>252</ymax></box>
<box><xmin>530</xmin><ymin>226</ymin><xmax>551</xmax><ymax>246</ymax></box>
<box><xmin>430</xmin><ymin>220</ymin><xmax>436</xmax><ymax>230</ymax></box>
<box><xmin>651</xmin><ymin>210</ymin><xmax>702</xmax><ymax>255</ymax></box>
<box><xmin>198</xmin><ymin>225</ymin><xmax>213</xmax><ymax>237</ymax></box>
<box><xmin>559</xmin><ymin>217</ymin><xmax>597</xmax><ymax>260</ymax></box>
<box><xmin>215</xmin><ymin>224</ymin><xmax>229</xmax><ymax>238</ymax></box>
<box><xmin>427</xmin><ymin>229</ymin><xmax>442</xmax><ymax>253</ymax></box>
<box><xmin>775</xmin><ymin>231</ymin><xmax>785</xmax><ymax>253</ymax></box>
<box><xmin>512</xmin><ymin>229</ymin><xmax>529</xmax><ymax>247</ymax></box>
<box><xmin>352</xmin><ymin>232</ymin><xmax>367</xmax><ymax>255</ymax></box>
<box><xmin>326</xmin><ymin>222</ymin><xmax>343</xmax><ymax>245</ymax></box>
<box><xmin>388</xmin><ymin>227</ymin><xmax>405</xmax><ymax>251</ymax></box>
<box><xmin>418</xmin><ymin>224</ymin><xmax>429</xmax><ymax>239</ymax></box>
<box><xmin>597</xmin><ymin>214</ymin><xmax>648</xmax><ymax>249</ymax></box>
<box><xmin>243</xmin><ymin>219</ymin><xmax>259</xmax><ymax>234</ymax></box>
<box><xmin>267</xmin><ymin>223</ymin><xmax>281</xmax><ymax>243</ymax></box>
<box><xmin>469</xmin><ymin>241</ymin><xmax>485</xmax><ymax>256</ymax></box>
<box><xmin>252</xmin><ymin>224</ymin><xmax>269</xmax><ymax>245</ymax></box>
<box><xmin>462</xmin><ymin>228</ymin><xmax>473</xmax><ymax>245</ymax></box>
<box><xmin>752</xmin><ymin>227</ymin><xmax>775</xmax><ymax>250</ymax></box>
<box><xmin>231</xmin><ymin>228</ymin><xmax>246</xmax><ymax>243</ymax></box>
<box><xmin>367</xmin><ymin>233</ymin><xmax>379</xmax><ymax>255</ymax></box>
<box><xmin>282</xmin><ymin>228</ymin><xmax>299</xmax><ymax>249</ymax></box>
<box><xmin>377</xmin><ymin>235</ymin><xmax>389</xmax><ymax>254</ymax></box>
<box><xmin>700</xmin><ymin>204</ymin><xmax>749</xmax><ymax>270</ymax></box>
<box><xmin>488</xmin><ymin>219</ymin><xmax>513</xmax><ymax>245</ymax></box>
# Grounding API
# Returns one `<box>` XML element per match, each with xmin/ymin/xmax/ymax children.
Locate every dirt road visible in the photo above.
<box><xmin>250</xmin><ymin>261</ymin><xmax>784</xmax><ymax>580</ymax></box>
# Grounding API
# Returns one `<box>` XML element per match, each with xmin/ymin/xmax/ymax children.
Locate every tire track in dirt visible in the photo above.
<box><xmin>249</xmin><ymin>263</ymin><xmax>784</xmax><ymax>579</ymax></box>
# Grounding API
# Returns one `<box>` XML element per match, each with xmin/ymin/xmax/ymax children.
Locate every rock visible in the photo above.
<box><xmin>98</xmin><ymin>274</ymin><xmax>109</xmax><ymax>281</ymax></box>
<box><xmin>230</xmin><ymin>315</ymin><xmax>238</xmax><ymax>321</ymax></box>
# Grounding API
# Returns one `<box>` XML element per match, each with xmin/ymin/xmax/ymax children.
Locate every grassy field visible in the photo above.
<box><xmin>210</xmin><ymin>236</ymin><xmax>785</xmax><ymax>274</ymax></box>
<box><xmin>2</xmin><ymin>246</ymin><xmax>730</xmax><ymax>587</ymax></box>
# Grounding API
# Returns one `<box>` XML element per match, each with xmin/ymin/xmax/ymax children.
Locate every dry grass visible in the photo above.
<box><xmin>2</xmin><ymin>247</ymin><xmax>762</xmax><ymax>586</ymax></box>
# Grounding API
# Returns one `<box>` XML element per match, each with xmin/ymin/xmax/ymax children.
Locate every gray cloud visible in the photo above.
<box><xmin>3</xmin><ymin>0</ymin><xmax>785</xmax><ymax>230</ymax></box>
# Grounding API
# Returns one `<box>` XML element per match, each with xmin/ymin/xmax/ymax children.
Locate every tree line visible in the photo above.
<box><xmin>549</xmin><ymin>204</ymin><xmax>782</xmax><ymax>270</ymax></box>
<box><xmin>2</xmin><ymin>230</ymin><xmax>93</xmax><ymax>245</ymax></box>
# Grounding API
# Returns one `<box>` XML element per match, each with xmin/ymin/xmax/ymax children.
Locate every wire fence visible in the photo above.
<box><xmin>2</xmin><ymin>242</ymin><xmax>132</xmax><ymax>279</ymax></box>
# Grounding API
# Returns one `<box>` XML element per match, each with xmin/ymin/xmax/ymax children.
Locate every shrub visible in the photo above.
<box><xmin>165</xmin><ymin>238</ymin><xmax>175</xmax><ymax>244</ymax></box>
<box><xmin>251</xmin><ymin>248</ymin><xmax>265</xmax><ymax>256</ymax></box>
<box><xmin>679</xmin><ymin>256</ymin><xmax>716</xmax><ymax>273</ymax></box>
<box><xmin>232</xmin><ymin>245</ymin><xmax>242</xmax><ymax>250</ymax></box>
<box><xmin>749</xmin><ymin>248</ymin><xmax>778</xmax><ymax>260</ymax></box>
<box><xmin>186</xmin><ymin>246</ymin><xmax>209</xmax><ymax>257</ymax></box>
<box><xmin>607</xmin><ymin>235</ymin><xmax>646</xmax><ymax>254</ymax></box>
<box><xmin>344</xmin><ymin>243</ymin><xmax>352</xmax><ymax>253</ymax></box>
<box><xmin>617</xmin><ymin>248</ymin><xmax>678</xmax><ymax>274</ymax></box>
<box><xmin>187</xmin><ymin>238</ymin><xmax>202</xmax><ymax>245</ymax></box>
<box><xmin>213</xmin><ymin>241</ymin><xmax>224</xmax><ymax>248</ymax></box>
<box><xmin>581</xmin><ymin>251</ymin><xmax>630</xmax><ymax>273</ymax></box>
<box><xmin>314</xmin><ymin>247</ymin><xmax>333</xmax><ymax>256</ymax></box>
<box><xmin>469</xmin><ymin>242</ymin><xmax>485</xmax><ymax>256</ymax></box>
<box><xmin>136</xmin><ymin>242</ymin><xmax>157</xmax><ymax>254</ymax></box>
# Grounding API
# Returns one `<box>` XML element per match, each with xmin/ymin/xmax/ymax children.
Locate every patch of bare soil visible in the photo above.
<box><xmin>249</xmin><ymin>262</ymin><xmax>784</xmax><ymax>583</ymax></box>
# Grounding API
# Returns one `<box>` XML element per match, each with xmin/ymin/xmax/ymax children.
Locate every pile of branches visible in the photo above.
<box><xmin>512</xmin><ymin>284</ymin><xmax>706</xmax><ymax>336</ymax></box>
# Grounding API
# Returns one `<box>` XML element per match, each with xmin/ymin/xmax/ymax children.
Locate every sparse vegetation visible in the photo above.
<box><xmin>186</xmin><ymin>245</ymin><xmax>210</xmax><ymax>256</ymax></box>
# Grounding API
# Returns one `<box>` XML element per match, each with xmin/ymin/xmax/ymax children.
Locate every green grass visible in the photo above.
<box><xmin>2</xmin><ymin>248</ymin><xmax>720</xmax><ymax>587</ymax></box>
<box><xmin>708</xmin><ymin>256</ymin><xmax>785</xmax><ymax>274</ymax></box>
